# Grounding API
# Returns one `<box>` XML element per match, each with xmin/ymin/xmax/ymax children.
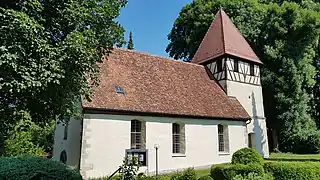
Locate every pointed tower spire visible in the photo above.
<box><xmin>191</xmin><ymin>9</ymin><xmax>261</xmax><ymax>64</ymax></box>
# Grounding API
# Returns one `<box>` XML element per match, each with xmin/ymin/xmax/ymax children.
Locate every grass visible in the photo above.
<box><xmin>194</xmin><ymin>168</ymin><xmax>211</xmax><ymax>177</ymax></box>
<box><xmin>89</xmin><ymin>168</ymin><xmax>211</xmax><ymax>180</ymax></box>
<box><xmin>156</xmin><ymin>168</ymin><xmax>210</xmax><ymax>179</ymax></box>
<box><xmin>267</xmin><ymin>152</ymin><xmax>320</xmax><ymax>162</ymax></box>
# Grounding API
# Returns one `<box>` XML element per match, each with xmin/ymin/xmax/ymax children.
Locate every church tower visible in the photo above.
<box><xmin>192</xmin><ymin>9</ymin><xmax>269</xmax><ymax>158</ymax></box>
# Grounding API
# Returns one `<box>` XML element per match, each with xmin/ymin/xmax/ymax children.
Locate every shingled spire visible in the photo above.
<box><xmin>191</xmin><ymin>9</ymin><xmax>262</xmax><ymax>64</ymax></box>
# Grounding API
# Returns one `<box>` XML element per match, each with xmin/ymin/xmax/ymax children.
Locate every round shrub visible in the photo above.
<box><xmin>0</xmin><ymin>156</ymin><xmax>82</xmax><ymax>180</ymax></box>
<box><xmin>232</xmin><ymin>148</ymin><xmax>263</xmax><ymax>165</ymax></box>
<box><xmin>198</xmin><ymin>175</ymin><xmax>213</xmax><ymax>180</ymax></box>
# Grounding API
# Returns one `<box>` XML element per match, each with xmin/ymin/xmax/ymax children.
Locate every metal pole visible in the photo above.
<box><xmin>155</xmin><ymin>147</ymin><xmax>158</xmax><ymax>180</ymax></box>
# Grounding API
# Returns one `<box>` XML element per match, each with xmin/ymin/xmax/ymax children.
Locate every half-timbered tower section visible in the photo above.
<box><xmin>192</xmin><ymin>9</ymin><xmax>269</xmax><ymax>158</ymax></box>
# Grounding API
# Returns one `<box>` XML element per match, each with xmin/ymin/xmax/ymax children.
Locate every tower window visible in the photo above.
<box><xmin>234</xmin><ymin>59</ymin><xmax>239</xmax><ymax>72</ymax></box>
<box><xmin>217</xmin><ymin>59</ymin><xmax>223</xmax><ymax>72</ymax></box>
<box><xmin>63</xmin><ymin>117</ymin><xmax>70</xmax><ymax>140</ymax></box>
<box><xmin>250</xmin><ymin>64</ymin><xmax>255</xmax><ymax>76</ymax></box>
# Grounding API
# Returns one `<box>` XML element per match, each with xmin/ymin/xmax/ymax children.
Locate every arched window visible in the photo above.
<box><xmin>218</xmin><ymin>124</ymin><xmax>229</xmax><ymax>152</ymax></box>
<box><xmin>172</xmin><ymin>123</ymin><xmax>185</xmax><ymax>154</ymax></box>
<box><xmin>60</xmin><ymin>150</ymin><xmax>67</xmax><ymax>164</ymax></box>
<box><xmin>131</xmin><ymin>120</ymin><xmax>146</xmax><ymax>149</ymax></box>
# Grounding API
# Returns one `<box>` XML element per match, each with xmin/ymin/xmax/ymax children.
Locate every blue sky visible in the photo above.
<box><xmin>117</xmin><ymin>0</ymin><xmax>191</xmax><ymax>58</ymax></box>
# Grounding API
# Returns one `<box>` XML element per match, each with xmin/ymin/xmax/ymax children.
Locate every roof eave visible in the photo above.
<box><xmin>82</xmin><ymin>107</ymin><xmax>250</xmax><ymax>121</ymax></box>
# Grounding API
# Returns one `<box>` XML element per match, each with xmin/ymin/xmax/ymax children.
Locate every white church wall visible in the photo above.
<box><xmin>226</xmin><ymin>81</ymin><xmax>269</xmax><ymax>158</ymax></box>
<box><xmin>80</xmin><ymin>113</ymin><xmax>247</xmax><ymax>179</ymax></box>
<box><xmin>52</xmin><ymin>117</ymin><xmax>82</xmax><ymax>168</ymax></box>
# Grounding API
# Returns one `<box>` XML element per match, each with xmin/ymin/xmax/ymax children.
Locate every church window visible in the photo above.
<box><xmin>218</xmin><ymin>124</ymin><xmax>229</xmax><ymax>152</ymax></box>
<box><xmin>172</xmin><ymin>123</ymin><xmax>185</xmax><ymax>154</ymax></box>
<box><xmin>250</xmin><ymin>64</ymin><xmax>255</xmax><ymax>76</ymax></box>
<box><xmin>63</xmin><ymin>117</ymin><xmax>70</xmax><ymax>140</ymax></box>
<box><xmin>217</xmin><ymin>59</ymin><xmax>223</xmax><ymax>72</ymax></box>
<box><xmin>131</xmin><ymin>120</ymin><xmax>146</xmax><ymax>149</ymax></box>
<box><xmin>60</xmin><ymin>150</ymin><xmax>67</xmax><ymax>164</ymax></box>
<box><xmin>248</xmin><ymin>133</ymin><xmax>256</xmax><ymax>149</ymax></box>
<box><xmin>234</xmin><ymin>59</ymin><xmax>239</xmax><ymax>72</ymax></box>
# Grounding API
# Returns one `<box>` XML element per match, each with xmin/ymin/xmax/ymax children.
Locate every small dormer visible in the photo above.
<box><xmin>192</xmin><ymin>9</ymin><xmax>263</xmax><ymax>90</ymax></box>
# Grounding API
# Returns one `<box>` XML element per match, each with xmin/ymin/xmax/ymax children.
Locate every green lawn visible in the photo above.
<box><xmin>157</xmin><ymin>168</ymin><xmax>210</xmax><ymax>179</ymax></box>
<box><xmin>268</xmin><ymin>153</ymin><xmax>320</xmax><ymax>161</ymax></box>
<box><xmin>195</xmin><ymin>168</ymin><xmax>211</xmax><ymax>177</ymax></box>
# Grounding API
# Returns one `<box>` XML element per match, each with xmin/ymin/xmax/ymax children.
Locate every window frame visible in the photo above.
<box><xmin>60</xmin><ymin>150</ymin><xmax>67</xmax><ymax>164</ymax></box>
<box><xmin>250</xmin><ymin>63</ymin><xmax>255</xmax><ymax>76</ymax></box>
<box><xmin>63</xmin><ymin>117</ymin><xmax>70</xmax><ymax>140</ymax></box>
<box><xmin>218</xmin><ymin>124</ymin><xmax>225</xmax><ymax>152</ymax></box>
<box><xmin>131</xmin><ymin>120</ymin><xmax>142</xmax><ymax>149</ymax></box>
<box><xmin>217</xmin><ymin>58</ymin><xmax>223</xmax><ymax>72</ymax></box>
<box><xmin>218</xmin><ymin>124</ymin><xmax>229</xmax><ymax>153</ymax></box>
<box><xmin>234</xmin><ymin>59</ymin><xmax>239</xmax><ymax>72</ymax></box>
<box><xmin>172</xmin><ymin>123</ymin><xmax>181</xmax><ymax>154</ymax></box>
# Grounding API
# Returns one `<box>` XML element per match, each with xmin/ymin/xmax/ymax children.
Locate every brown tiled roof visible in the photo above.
<box><xmin>192</xmin><ymin>9</ymin><xmax>262</xmax><ymax>64</ymax></box>
<box><xmin>82</xmin><ymin>48</ymin><xmax>250</xmax><ymax>120</ymax></box>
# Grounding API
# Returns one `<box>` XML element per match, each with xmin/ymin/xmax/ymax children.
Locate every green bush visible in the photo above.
<box><xmin>0</xmin><ymin>156</ymin><xmax>82</xmax><ymax>180</ymax></box>
<box><xmin>232</xmin><ymin>148</ymin><xmax>263</xmax><ymax>165</ymax></box>
<box><xmin>264</xmin><ymin>161</ymin><xmax>320</xmax><ymax>180</ymax></box>
<box><xmin>170</xmin><ymin>168</ymin><xmax>197</xmax><ymax>180</ymax></box>
<box><xmin>198</xmin><ymin>175</ymin><xmax>213</xmax><ymax>180</ymax></box>
<box><xmin>280</xmin><ymin>131</ymin><xmax>320</xmax><ymax>154</ymax></box>
<box><xmin>232</xmin><ymin>172</ymin><xmax>274</xmax><ymax>180</ymax></box>
<box><xmin>210</xmin><ymin>163</ymin><xmax>264</xmax><ymax>180</ymax></box>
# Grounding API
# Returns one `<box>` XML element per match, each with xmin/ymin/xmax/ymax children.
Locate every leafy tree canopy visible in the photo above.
<box><xmin>0</xmin><ymin>0</ymin><xmax>127</xmax><ymax>124</ymax></box>
<box><xmin>3</xmin><ymin>111</ymin><xmax>55</xmax><ymax>156</ymax></box>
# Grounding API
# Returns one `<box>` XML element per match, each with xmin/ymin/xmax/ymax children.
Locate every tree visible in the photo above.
<box><xmin>3</xmin><ymin>111</ymin><xmax>55</xmax><ymax>156</ymax></box>
<box><xmin>0</xmin><ymin>0</ymin><xmax>127</xmax><ymax>125</ymax></box>
<box><xmin>127</xmin><ymin>31</ymin><xmax>134</xmax><ymax>50</ymax></box>
<box><xmin>166</xmin><ymin>0</ymin><xmax>320</xmax><ymax>153</ymax></box>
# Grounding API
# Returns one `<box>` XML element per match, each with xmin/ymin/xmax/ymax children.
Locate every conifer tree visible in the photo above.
<box><xmin>127</xmin><ymin>31</ymin><xmax>134</xmax><ymax>50</ymax></box>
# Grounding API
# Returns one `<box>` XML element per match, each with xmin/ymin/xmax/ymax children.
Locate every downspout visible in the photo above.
<box><xmin>246</xmin><ymin>118</ymin><xmax>252</xmax><ymax>125</ymax></box>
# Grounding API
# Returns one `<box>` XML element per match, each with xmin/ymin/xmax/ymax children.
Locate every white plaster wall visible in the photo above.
<box><xmin>226</xmin><ymin>81</ymin><xmax>269</xmax><ymax>158</ymax></box>
<box><xmin>80</xmin><ymin>114</ymin><xmax>247</xmax><ymax>179</ymax></box>
<box><xmin>52</xmin><ymin>117</ymin><xmax>82</xmax><ymax>168</ymax></box>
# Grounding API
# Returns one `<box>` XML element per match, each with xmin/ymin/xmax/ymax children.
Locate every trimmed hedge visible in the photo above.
<box><xmin>264</xmin><ymin>161</ymin><xmax>320</xmax><ymax>180</ymax></box>
<box><xmin>232</xmin><ymin>172</ymin><xmax>274</xmax><ymax>180</ymax></box>
<box><xmin>210</xmin><ymin>163</ymin><xmax>264</xmax><ymax>180</ymax></box>
<box><xmin>232</xmin><ymin>148</ymin><xmax>263</xmax><ymax>165</ymax></box>
<box><xmin>0</xmin><ymin>156</ymin><xmax>82</xmax><ymax>180</ymax></box>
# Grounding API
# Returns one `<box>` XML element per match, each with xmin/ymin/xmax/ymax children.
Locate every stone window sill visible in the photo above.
<box><xmin>218</xmin><ymin>152</ymin><xmax>230</xmax><ymax>156</ymax></box>
<box><xmin>172</xmin><ymin>153</ymin><xmax>186</xmax><ymax>157</ymax></box>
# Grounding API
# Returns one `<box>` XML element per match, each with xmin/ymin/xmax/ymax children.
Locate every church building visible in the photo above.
<box><xmin>53</xmin><ymin>9</ymin><xmax>269</xmax><ymax>179</ymax></box>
